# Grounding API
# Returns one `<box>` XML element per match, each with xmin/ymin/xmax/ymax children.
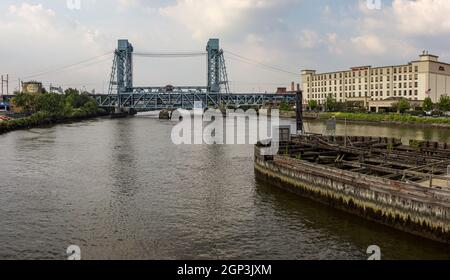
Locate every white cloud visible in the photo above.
<box><xmin>297</xmin><ymin>30</ymin><xmax>319</xmax><ymax>49</ymax></box>
<box><xmin>6</xmin><ymin>4</ymin><xmax>55</xmax><ymax>33</ymax></box>
<box><xmin>391</xmin><ymin>0</ymin><xmax>450</xmax><ymax>35</ymax></box>
<box><xmin>357</xmin><ymin>0</ymin><xmax>450</xmax><ymax>36</ymax></box>
<box><xmin>0</xmin><ymin>3</ymin><xmax>111</xmax><ymax>91</ymax></box>
<box><xmin>116</xmin><ymin>0</ymin><xmax>140</xmax><ymax>10</ymax></box>
<box><xmin>159</xmin><ymin>0</ymin><xmax>288</xmax><ymax>40</ymax></box>
<box><xmin>351</xmin><ymin>34</ymin><xmax>386</xmax><ymax>55</ymax></box>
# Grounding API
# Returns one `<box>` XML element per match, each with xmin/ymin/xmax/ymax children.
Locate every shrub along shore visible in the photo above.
<box><xmin>0</xmin><ymin>89</ymin><xmax>109</xmax><ymax>135</ymax></box>
<box><xmin>0</xmin><ymin>110</ymin><xmax>109</xmax><ymax>135</ymax></box>
<box><xmin>306</xmin><ymin>112</ymin><xmax>450</xmax><ymax>128</ymax></box>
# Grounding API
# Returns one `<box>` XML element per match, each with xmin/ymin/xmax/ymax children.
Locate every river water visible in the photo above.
<box><xmin>0</xmin><ymin>115</ymin><xmax>449</xmax><ymax>260</ymax></box>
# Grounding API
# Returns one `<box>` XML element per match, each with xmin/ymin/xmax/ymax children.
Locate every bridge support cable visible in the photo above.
<box><xmin>133</xmin><ymin>52</ymin><xmax>207</xmax><ymax>58</ymax></box>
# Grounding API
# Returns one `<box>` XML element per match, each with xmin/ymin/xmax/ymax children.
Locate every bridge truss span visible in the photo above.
<box><xmin>94</xmin><ymin>90</ymin><xmax>296</xmax><ymax>111</ymax></box>
<box><xmin>98</xmin><ymin>38</ymin><xmax>297</xmax><ymax>111</ymax></box>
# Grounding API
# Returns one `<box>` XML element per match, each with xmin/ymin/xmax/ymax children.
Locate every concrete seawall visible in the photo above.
<box><xmin>255</xmin><ymin>147</ymin><xmax>450</xmax><ymax>244</ymax></box>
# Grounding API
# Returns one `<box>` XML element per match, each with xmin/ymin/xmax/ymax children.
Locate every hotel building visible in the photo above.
<box><xmin>301</xmin><ymin>52</ymin><xmax>450</xmax><ymax>111</ymax></box>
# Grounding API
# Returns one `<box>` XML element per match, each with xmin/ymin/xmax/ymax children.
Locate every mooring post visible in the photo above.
<box><xmin>295</xmin><ymin>85</ymin><xmax>303</xmax><ymax>135</ymax></box>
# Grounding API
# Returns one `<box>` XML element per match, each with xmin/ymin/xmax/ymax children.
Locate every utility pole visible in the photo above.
<box><xmin>1</xmin><ymin>74</ymin><xmax>10</xmax><ymax>96</ymax></box>
<box><xmin>296</xmin><ymin>83</ymin><xmax>303</xmax><ymax>135</ymax></box>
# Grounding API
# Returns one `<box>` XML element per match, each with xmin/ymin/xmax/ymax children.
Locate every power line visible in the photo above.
<box><xmin>224</xmin><ymin>50</ymin><xmax>299</xmax><ymax>76</ymax></box>
<box><xmin>22</xmin><ymin>52</ymin><xmax>113</xmax><ymax>80</ymax></box>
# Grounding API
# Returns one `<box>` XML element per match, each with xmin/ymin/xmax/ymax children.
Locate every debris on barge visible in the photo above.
<box><xmin>255</xmin><ymin>133</ymin><xmax>450</xmax><ymax>244</ymax></box>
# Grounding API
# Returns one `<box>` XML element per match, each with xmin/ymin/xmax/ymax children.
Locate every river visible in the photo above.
<box><xmin>0</xmin><ymin>115</ymin><xmax>449</xmax><ymax>260</ymax></box>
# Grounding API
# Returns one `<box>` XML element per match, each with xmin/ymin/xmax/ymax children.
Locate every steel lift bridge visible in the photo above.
<box><xmin>94</xmin><ymin>39</ymin><xmax>296</xmax><ymax>112</ymax></box>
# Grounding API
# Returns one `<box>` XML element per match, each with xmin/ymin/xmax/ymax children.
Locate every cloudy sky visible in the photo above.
<box><xmin>1</xmin><ymin>0</ymin><xmax>450</xmax><ymax>93</ymax></box>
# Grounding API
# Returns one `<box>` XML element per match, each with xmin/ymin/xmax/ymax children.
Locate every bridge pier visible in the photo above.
<box><xmin>159</xmin><ymin>109</ymin><xmax>172</xmax><ymax>120</ymax></box>
<box><xmin>111</xmin><ymin>107</ymin><xmax>137</xmax><ymax>119</ymax></box>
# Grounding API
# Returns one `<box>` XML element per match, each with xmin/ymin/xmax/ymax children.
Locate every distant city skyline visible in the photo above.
<box><xmin>1</xmin><ymin>0</ymin><xmax>450</xmax><ymax>93</ymax></box>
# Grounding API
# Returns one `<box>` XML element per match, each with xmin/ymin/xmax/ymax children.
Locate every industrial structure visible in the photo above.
<box><xmin>22</xmin><ymin>81</ymin><xmax>44</xmax><ymax>94</ymax></box>
<box><xmin>94</xmin><ymin>39</ymin><xmax>296</xmax><ymax>112</ymax></box>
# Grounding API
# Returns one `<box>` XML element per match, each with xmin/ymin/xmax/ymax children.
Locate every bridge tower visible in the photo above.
<box><xmin>206</xmin><ymin>39</ymin><xmax>230</xmax><ymax>95</ymax></box>
<box><xmin>115</xmin><ymin>40</ymin><xmax>133</xmax><ymax>108</ymax></box>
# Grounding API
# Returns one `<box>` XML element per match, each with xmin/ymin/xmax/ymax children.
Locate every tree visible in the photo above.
<box><xmin>279</xmin><ymin>100</ymin><xmax>291</xmax><ymax>111</ymax></box>
<box><xmin>12</xmin><ymin>92</ymin><xmax>39</xmax><ymax>113</ymax></box>
<box><xmin>392</xmin><ymin>99</ymin><xmax>411</xmax><ymax>113</ymax></box>
<box><xmin>325</xmin><ymin>96</ymin><xmax>337</xmax><ymax>112</ymax></box>
<box><xmin>422</xmin><ymin>97</ymin><xmax>434</xmax><ymax>112</ymax></box>
<box><xmin>437</xmin><ymin>95</ymin><xmax>450</xmax><ymax>112</ymax></box>
<box><xmin>308</xmin><ymin>100</ymin><xmax>318</xmax><ymax>111</ymax></box>
<box><xmin>36</xmin><ymin>93</ymin><xmax>67</xmax><ymax>115</ymax></box>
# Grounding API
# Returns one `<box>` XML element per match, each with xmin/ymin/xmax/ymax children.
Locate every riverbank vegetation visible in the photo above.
<box><xmin>301</xmin><ymin>95</ymin><xmax>450</xmax><ymax>125</ymax></box>
<box><xmin>0</xmin><ymin>89</ymin><xmax>108</xmax><ymax>134</ymax></box>
<box><xmin>319</xmin><ymin>112</ymin><xmax>450</xmax><ymax>125</ymax></box>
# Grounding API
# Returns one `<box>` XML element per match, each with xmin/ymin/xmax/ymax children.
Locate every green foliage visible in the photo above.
<box><xmin>331</xmin><ymin>112</ymin><xmax>450</xmax><ymax>125</ymax></box>
<box><xmin>12</xmin><ymin>92</ymin><xmax>40</xmax><ymax>113</ymax></box>
<box><xmin>308</xmin><ymin>100</ymin><xmax>318</xmax><ymax>111</ymax></box>
<box><xmin>2</xmin><ymin>90</ymin><xmax>102</xmax><ymax>134</ymax></box>
<box><xmin>325</xmin><ymin>96</ymin><xmax>337</xmax><ymax>112</ymax></box>
<box><xmin>279</xmin><ymin>100</ymin><xmax>291</xmax><ymax>111</ymax></box>
<box><xmin>438</xmin><ymin>95</ymin><xmax>450</xmax><ymax>111</ymax></box>
<box><xmin>36</xmin><ymin>93</ymin><xmax>67</xmax><ymax>115</ymax></box>
<box><xmin>422</xmin><ymin>97</ymin><xmax>434</xmax><ymax>112</ymax></box>
<box><xmin>392</xmin><ymin>99</ymin><xmax>411</xmax><ymax>113</ymax></box>
<box><xmin>65</xmin><ymin>88</ymin><xmax>93</xmax><ymax>109</ymax></box>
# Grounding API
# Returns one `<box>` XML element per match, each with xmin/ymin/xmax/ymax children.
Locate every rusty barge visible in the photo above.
<box><xmin>255</xmin><ymin>134</ymin><xmax>450</xmax><ymax>244</ymax></box>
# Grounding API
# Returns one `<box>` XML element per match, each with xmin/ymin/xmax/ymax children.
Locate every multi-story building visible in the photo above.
<box><xmin>301</xmin><ymin>52</ymin><xmax>450</xmax><ymax>111</ymax></box>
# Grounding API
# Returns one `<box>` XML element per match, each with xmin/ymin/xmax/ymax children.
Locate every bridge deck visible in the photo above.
<box><xmin>93</xmin><ymin>90</ymin><xmax>296</xmax><ymax>111</ymax></box>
